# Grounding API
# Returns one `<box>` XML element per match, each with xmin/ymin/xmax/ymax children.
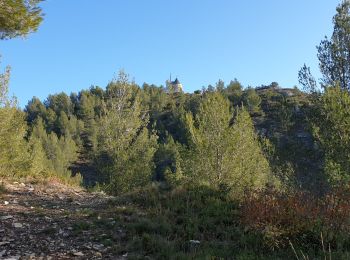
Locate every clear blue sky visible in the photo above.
<box><xmin>0</xmin><ymin>0</ymin><xmax>340</xmax><ymax>106</ymax></box>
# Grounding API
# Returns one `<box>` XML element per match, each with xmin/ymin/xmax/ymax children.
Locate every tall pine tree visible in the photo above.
<box><xmin>95</xmin><ymin>71</ymin><xmax>158</xmax><ymax>194</ymax></box>
<box><xmin>183</xmin><ymin>92</ymin><xmax>270</xmax><ymax>193</ymax></box>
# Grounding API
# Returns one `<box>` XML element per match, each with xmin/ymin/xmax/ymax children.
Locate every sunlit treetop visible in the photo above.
<box><xmin>0</xmin><ymin>0</ymin><xmax>44</xmax><ymax>40</ymax></box>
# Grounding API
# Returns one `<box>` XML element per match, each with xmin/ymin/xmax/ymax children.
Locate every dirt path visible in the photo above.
<box><xmin>0</xmin><ymin>181</ymin><xmax>125</xmax><ymax>259</ymax></box>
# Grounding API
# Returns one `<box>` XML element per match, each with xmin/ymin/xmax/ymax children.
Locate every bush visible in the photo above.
<box><xmin>241</xmin><ymin>188</ymin><xmax>350</xmax><ymax>251</ymax></box>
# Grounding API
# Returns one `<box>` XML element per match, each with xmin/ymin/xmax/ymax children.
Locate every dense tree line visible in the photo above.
<box><xmin>18</xmin><ymin>70</ymin><xmax>275</xmax><ymax>195</ymax></box>
<box><xmin>1</xmin><ymin>64</ymin><xmax>350</xmax><ymax>196</ymax></box>
<box><xmin>2</xmin><ymin>0</ymin><xmax>350</xmax><ymax>199</ymax></box>
<box><xmin>7</xmin><ymin>63</ymin><xmax>345</xmax><ymax>196</ymax></box>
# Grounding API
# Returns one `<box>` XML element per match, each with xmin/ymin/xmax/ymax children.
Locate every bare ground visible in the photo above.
<box><xmin>0</xmin><ymin>181</ymin><xmax>126</xmax><ymax>260</ymax></box>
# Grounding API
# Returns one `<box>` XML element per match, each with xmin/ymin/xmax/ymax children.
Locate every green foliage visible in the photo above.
<box><xmin>0</xmin><ymin>64</ymin><xmax>11</xmax><ymax>105</ymax></box>
<box><xmin>183</xmin><ymin>92</ymin><xmax>270</xmax><ymax>193</ymax></box>
<box><xmin>110</xmin><ymin>184</ymin><xmax>350</xmax><ymax>259</ymax></box>
<box><xmin>27</xmin><ymin>131</ymin><xmax>50</xmax><ymax>178</ymax></box>
<box><xmin>278</xmin><ymin>97</ymin><xmax>295</xmax><ymax>132</ymax></box>
<box><xmin>25</xmin><ymin>97</ymin><xmax>46</xmax><ymax>125</ymax></box>
<box><xmin>243</xmin><ymin>87</ymin><xmax>261</xmax><ymax>114</ymax></box>
<box><xmin>56</xmin><ymin>170</ymin><xmax>83</xmax><ymax>187</ymax></box>
<box><xmin>225</xmin><ymin>78</ymin><xmax>243</xmax><ymax>105</ymax></box>
<box><xmin>0</xmin><ymin>0</ymin><xmax>44</xmax><ymax>39</ymax></box>
<box><xmin>114</xmin><ymin>185</ymin><xmax>247</xmax><ymax>259</ymax></box>
<box><xmin>56</xmin><ymin>111</ymin><xmax>83</xmax><ymax>145</ymax></box>
<box><xmin>30</xmin><ymin>117</ymin><xmax>78</xmax><ymax>179</ymax></box>
<box><xmin>312</xmin><ymin>86</ymin><xmax>350</xmax><ymax>186</ymax></box>
<box><xmin>0</xmin><ymin>64</ymin><xmax>32</xmax><ymax>177</ymax></box>
<box><xmin>153</xmin><ymin>134</ymin><xmax>182</xmax><ymax>183</ymax></box>
<box><xmin>0</xmin><ymin>107</ymin><xmax>31</xmax><ymax>177</ymax></box>
<box><xmin>299</xmin><ymin>1</ymin><xmax>350</xmax><ymax>91</ymax></box>
<box><xmin>318</xmin><ymin>1</ymin><xmax>350</xmax><ymax>90</ymax></box>
<box><xmin>0</xmin><ymin>60</ymin><xmax>79</xmax><ymax>183</ymax></box>
<box><xmin>141</xmin><ymin>83</ymin><xmax>169</xmax><ymax>116</ymax></box>
<box><xmin>70</xmin><ymin>89</ymin><xmax>103</xmax><ymax>154</ymax></box>
<box><xmin>0</xmin><ymin>182</ymin><xmax>6</xmax><ymax>195</ymax></box>
<box><xmin>215</xmin><ymin>79</ymin><xmax>225</xmax><ymax>92</ymax></box>
<box><xmin>230</xmin><ymin>106</ymin><xmax>272</xmax><ymax>190</ymax></box>
<box><xmin>298</xmin><ymin>64</ymin><xmax>318</xmax><ymax>93</ymax></box>
<box><xmin>45</xmin><ymin>92</ymin><xmax>74</xmax><ymax>116</ymax></box>
<box><xmin>95</xmin><ymin>71</ymin><xmax>158</xmax><ymax>195</ymax></box>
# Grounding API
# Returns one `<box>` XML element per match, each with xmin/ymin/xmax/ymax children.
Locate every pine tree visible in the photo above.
<box><xmin>56</xmin><ymin>111</ymin><xmax>70</xmax><ymax>136</ymax></box>
<box><xmin>226</xmin><ymin>79</ymin><xmax>243</xmax><ymax>106</ymax></box>
<box><xmin>243</xmin><ymin>87</ymin><xmax>261</xmax><ymax>114</ymax></box>
<box><xmin>183</xmin><ymin>92</ymin><xmax>270</xmax><ymax>193</ymax></box>
<box><xmin>28</xmin><ymin>135</ymin><xmax>50</xmax><ymax>178</ymax></box>
<box><xmin>95</xmin><ymin>71</ymin><xmax>158</xmax><ymax>194</ymax></box>
<box><xmin>0</xmin><ymin>107</ymin><xmax>31</xmax><ymax>177</ymax></box>
<box><xmin>312</xmin><ymin>85</ymin><xmax>350</xmax><ymax>186</ymax></box>
<box><xmin>318</xmin><ymin>0</ymin><xmax>350</xmax><ymax>90</ymax></box>
<box><xmin>0</xmin><ymin>65</ymin><xmax>31</xmax><ymax>177</ymax></box>
<box><xmin>154</xmin><ymin>134</ymin><xmax>182</xmax><ymax>183</ymax></box>
<box><xmin>299</xmin><ymin>1</ymin><xmax>350</xmax><ymax>91</ymax></box>
<box><xmin>229</xmin><ymin>107</ymin><xmax>271</xmax><ymax>191</ymax></box>
<box><xmin>30</xmin><ymin>117</ymin><xmax>78</xmax><ymax>177</ymax></box>
<box><xmin>0</xmin><ymin>0</ymin><xmax>43</xmax><ymax>39</ymax></box>
<box><xmin>25</xmin><ymin>97</ymin><xmax>47</xmax><ymax>125</ymax></box>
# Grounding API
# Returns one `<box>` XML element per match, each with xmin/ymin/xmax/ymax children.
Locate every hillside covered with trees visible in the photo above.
<box><xmin>3</xmin><ymin>0</ymin><xmax>350</xmax><ymax>259</ymax></box>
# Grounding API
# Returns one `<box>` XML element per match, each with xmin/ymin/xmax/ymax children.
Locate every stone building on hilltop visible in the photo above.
<box><xmin>166</xmin><ymin>76</ymin><xmax>183</xmax><ymax>93</ymax></box>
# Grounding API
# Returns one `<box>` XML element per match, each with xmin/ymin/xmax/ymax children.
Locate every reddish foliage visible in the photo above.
<box><xmin>241</xmin><ymin>188</ymin><xmax>350</xmax><ymax>248</ymax></box>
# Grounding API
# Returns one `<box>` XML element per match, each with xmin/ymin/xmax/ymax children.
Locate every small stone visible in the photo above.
<box><xmin>13</xmin><ymin>223</ymin><xmax>23</xmax><ymax>228</ymax></box>
<box><xmin>73</xmin><ymin>251</ymin><xmax>84</xmax><ymax>256</ymax></box>
<box><xmin>19</xmin><ymin>183</ymin><xmax>26</xmax><ymax>187</ymax></box>
<box><xmin>0</xmin><ymin>215</ymin><xmax>13</xmax><ymax>220</ymax></box>
<box><xmin>0</xmin><ymin>241</ymin><xmax>9</xmax><ymax>246</ymax></box>
<box><xmin>4</xmin><ymin>201</ymin><xmax>9</xmax><ymax>205</ymax></box>
<box><xmin>189</xmin><ymin>240</ymin><xmax>200</xmax><ymax>244</ymax></box>
<box><xmin>93</xmin><ymin>244</ymin><xmax>104</xmax><ymax>251</ymax></box>
<box><xmin>0</xmin><ymin>250</ymin><xmax>6</xmax><ymax>257</ymax></box>
<box><xmin>4</xmin><ymin>256</ymin><xmax>20</xmax><ymax>260</ymax></box>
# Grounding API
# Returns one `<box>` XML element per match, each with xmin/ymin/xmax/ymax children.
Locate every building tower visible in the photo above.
<box><xmin>166</xmin><ymin>74</ymin><xmax>183</xmax><ymax>93</ymax></box>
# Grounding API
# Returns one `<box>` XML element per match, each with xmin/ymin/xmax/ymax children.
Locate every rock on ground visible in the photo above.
<box><xmin>0</xmin><ymin>181</ymin><xmax>126</xmax><ymax>259</ymax></box>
